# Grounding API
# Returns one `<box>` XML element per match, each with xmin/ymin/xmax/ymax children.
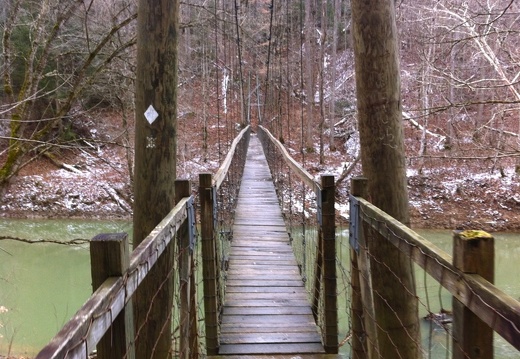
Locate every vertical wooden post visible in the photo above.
<box><xmin>90</xmin><ymin>233</ymin><xmax>135</xmax><ymax>359</ymax></box>
<box><xmin>321</xmin><ymin>175</ymin><xmax>338</xmax><ymax>353</ymax></box>
<box><xmin>133</xmin><ymin>0</ymin><xmax>179</xmax><ymax>356</ymax></box>
<box><xmin>452</xmin><ymin>230</ymin><xmax>494</xmax><ymax>359</ymax></box>
<box><xmin>199</xmin><ymin>173</ymin><xmax>219</xmax><ymax>355</ymax></box>
<box><xmin>189</xmin><ymin>256</ymin><xmax>198</xmax><ymax>354</ymax></box>
<box><xmin>350</xmin><ymin>177</ymin><xmax>378</xmax><ymax>359</ymax></box>
<box><xmin>312</xmin><ymin>229</ymin><xmax>323</xmax><ymax>322</ymax></box>
<box><xmin>175</xmin><ymin>180</ymin><xmax>198</xmax><ymax>358</ymax></box>
<box><xmin>350</xmin><ymin>177</ymin><xmax>367</xmax><ymax>359</ymax></box>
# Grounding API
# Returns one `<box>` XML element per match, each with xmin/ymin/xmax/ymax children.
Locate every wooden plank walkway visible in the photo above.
<box><xmin>210</xmin><ymin>135</ymin><xmax>341</xmax><ymax>358</ymax></box>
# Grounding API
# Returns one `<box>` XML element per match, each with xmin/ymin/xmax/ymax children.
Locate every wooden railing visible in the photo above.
<box><xmin>199</xmin><ymin>125</ymin><xmax>250</xmax><ymax>355</ymax></box>
<box><xmin>349</xmin><ymin>177</ymin><xmax>520</xmax><ymax>358</ymax></box>
<box><xmin>35</xmin><ymin>181</ymin><xmax>196</xmax><ymax>359</ymax></box>
<box><xmin>35</xmin><ymin>126</ymin><xmax>251</xmax><ymax>359</ymax></box>
<box><xmin>257</xmin><ymin>125</ymin><xmax>338</xmax><ymax>354</ymax></box>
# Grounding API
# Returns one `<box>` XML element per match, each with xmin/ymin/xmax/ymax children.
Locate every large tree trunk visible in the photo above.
<box><xmin>351</xmin><ymin>1</ymin><xmax>422</xmax><ymax>358</ymax></box>
<box><xmin>133</xmin><ymin>0</ymin><xmax>179</xmax><ymax>358</ymax></box>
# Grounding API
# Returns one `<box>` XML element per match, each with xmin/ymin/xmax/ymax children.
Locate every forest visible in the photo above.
<box><xmin>1</xmin><ymin>0</ymin><xmax>520</xmax><ymax>231</ymax></box>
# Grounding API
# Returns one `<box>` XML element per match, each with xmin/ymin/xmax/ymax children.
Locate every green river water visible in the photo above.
<box><xmin>0</xmin><ymin>219</ymin><xmax>519</xmax><ymax>357</ymax></box>
<box><xmin>0</xmin><ymin>219</ymin><xmax>132</xmax><ymax>357</ymax></box>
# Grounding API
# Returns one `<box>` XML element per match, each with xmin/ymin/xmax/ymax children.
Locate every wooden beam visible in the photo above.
<box><xmin>357</xmin><ymin>198</ymin><xmax>520</xmax><ymax>351</ymax></box>
<box><xmin>452</xmin><ymin>230</ymin><xmax>494</xmax><ymax>359</ymax></box>
<box><xmin>321</xmin><ymin>175</ymin><xmax>338</xmax><ymax>353</ymax></box>
<box><xmin>90</xmin><ymin>233</ymin><xmax>135</xmax><ymax>359</ymax></box>
<box><xmin>199</xmin><ymin>173</ymin><xmax>220</xmax><ymax>355</ymax></box>
<box><xmin>176</xmin><ymin>180</ymin><xmax>198</xmax><ymax>358</ymax></box>
<box><xmin>208</xmin><ymin>355</ymin><xmax>343</xmax><ymax>359</ymax></box>
<box><xmin>350</xmin><ymin>177</ymin><xmax>368</xmax><ymax>359</ymax></box>
<box><xmin>213</xmin><ymin>126</ymin><xmax>250</xmax><ymax>190</ymax></box>
<box><xmin>258</xmin><ymin>125</ymin><xmax>321</xmax><ymax>194</ymax></box>
<box><xmin>35</xmin><ymin>199</ymin><xmax>190</xmax><ymax>359</ymax></box>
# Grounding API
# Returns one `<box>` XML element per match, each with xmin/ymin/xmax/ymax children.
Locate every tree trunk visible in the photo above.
<box><xmin>133</xmin><ymin>0</ymin><xmax>179</xmax><ymax>358</ymax></box>
<box><xmin>304</xmin><ymin>0</ymin><xmax>315</xmax><ymax>151</ymax></box>
<box><xmin>328</xmin><ymin>0</ymin><xmax>340</xmax><ymax>152</ymax></box>
<box><xmin>318</xmin><ymin>0</ymin><xmax>326</xmax><ymax>165</ymax></box>
<box><xmin>234</xmin><ymin>0</ymin><xmax>246</xmax><ymax>126</ymax></box>
<box><xmin>419</xmin><ymin>15</ymin><xmax>436</xmax><ymax>173</ymax></box>
<box><xmin>446</xmin><ymin>30</ymin><xmax>458</xmax><ymax>151</ymax></box>
<box><xmin>351</xmin><ymin>1</ymin><xmax>422</xmax><ymax>358</ymax></box>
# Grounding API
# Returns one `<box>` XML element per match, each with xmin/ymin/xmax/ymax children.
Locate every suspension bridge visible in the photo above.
<box><xmin>35</xmin><ymin>126</ymin><xmax>520</xmax><ymax>359</ymax></box>
<box><xmin>215</xmin><ymin>135</ymin><xmax>333</xmax><ymax>356</ymax></box>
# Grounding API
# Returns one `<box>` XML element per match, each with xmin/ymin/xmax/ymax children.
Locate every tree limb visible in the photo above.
<box><xmin>0</xmin><ymin>236</ymin><xmax>90</xmax><ymax>245</ymax></box>
<box><xmin>336</xmin><ymin>154</ymin><xmax>361</xmax><ymax>186</ymax></box>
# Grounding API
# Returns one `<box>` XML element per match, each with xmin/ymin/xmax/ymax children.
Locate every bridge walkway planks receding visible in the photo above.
<box><xmin>208</xmin><ymin>134</ymin><xmax>341</xmax><ymax>358</ymax></box>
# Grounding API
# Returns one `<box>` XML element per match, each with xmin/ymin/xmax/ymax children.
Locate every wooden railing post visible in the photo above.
<box><xmin>175</xmin><ymin>180</ymin><xmax>198</xmax><ymax>358</ymax></box>
<box><xmin>350</xmin><ymin>177</ymin><xmax>378</xmax><ymax>359</ymax></box>
<box><xmin>90</xmin><ymin>233</ymin><xmax>135</xmax><ymax>359</ymax></box>
<box><xmin>312</xmin><ymin>222</ymin><xmax>324</xmax><ymax>322</ymax></box>
<box><xmin>199</xmin><ymin>173</ymin><xmax>219</xmax><ymax>355</ymax></box>
<box><xmin>452</xmin><ymin>230</ymin><xmax>494</xmax><ymax>359</ymax></box>
<box><xmin>321</xmin><ymin>175</ymin><xmax>338</xmax><ymax>353</ymax></box>
<box><xmin>350</xmin><ymin>177</ymin><xmax>367</xmax><ymax>359</ymax></box>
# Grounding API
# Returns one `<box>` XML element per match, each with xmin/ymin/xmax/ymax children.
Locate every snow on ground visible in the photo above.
<box><xmin>1</xmin><ymin>124</ymin><xmax>519</xmax><ymax>232</ymax></box>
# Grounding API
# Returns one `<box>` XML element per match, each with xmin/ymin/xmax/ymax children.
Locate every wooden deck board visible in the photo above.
<box><xmin>219</xmin><ymin>325</ymin><xmax>325</xmax><ymax>334</ymax></box>
<box><xmin>222</xmin><ymin>301</ymin><xmax>310</xmax><ymax>310</ymax></box>
<box><xmin>222</xmin><ymin>306</ymin><xmax>313</xmax><ymax>316</ymax></box>
<box><xmin>224</xmin><ymin>286</ymin><xmax>306</xmax><ymax>294</ymax></box>
<box><xmin>223</xmin><ymin>291</ymin><xmax>308</xmax><ymax>300</ymax></box>
<box><xmin>216</xmin><ymin>135</ymin><xmax>326</xmax><ymax>356</ymax></box>
<box><xmin>218</xmin><ymin>343</ymin><xmax>325</xmax><ymax>355</ymax></box>
<box><xmin>209</xmin><ymin>356</ymin><xmax>342</xmax><ymax>359</ymax></box>
<box><xmin>219</xmin><ymin>332</ymin><xmax>322</xmax><ymax>344</ymax></box>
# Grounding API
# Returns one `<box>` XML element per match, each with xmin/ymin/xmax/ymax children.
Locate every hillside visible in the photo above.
<box><xmin>0</xmin><ymin>105</ymin><xmax>519</xmax><ymax>232</ymax></box>
<box><xmin>1</xmin><ymin>0</ymin><xmax>519</xmax><ymax>232</ymax></box>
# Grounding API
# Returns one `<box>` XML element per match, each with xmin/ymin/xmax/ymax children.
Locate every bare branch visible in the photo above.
<box><xmin>0</xmin><ymin>236</ymin><xmax>90</xmax><ymax>245</ymax></box>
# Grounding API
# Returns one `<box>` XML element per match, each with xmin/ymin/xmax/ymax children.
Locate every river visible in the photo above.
<box><xmin>0</xmin><ymin>219</ymin><xmax>518</xmax><ymax>357</ymax></box>
<box><xmin>0</xmin><ymin>219</ymin><xmax>132</xmax><ymax>357</ymax></box>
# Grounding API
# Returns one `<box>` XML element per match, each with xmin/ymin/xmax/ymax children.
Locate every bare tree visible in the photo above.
<box><xmin>304</xmin><ymin>0</ymin><xmax>315</xmax><ymax>151</ymax></box>
<box><xmin>328</xmin><ymin>0</ymin><xmax>341</xmax><ymax>153</ymax></box>
<box><xmin>0</xmin><ymin>0</ymin><xmax>137</xmax><ymax>185</ymax></box>
<box><xmin>399</xmin><ymin>0</ymin><xmax>520</xmax><ymax>166</ymax></box>
<box><xmin>351</xmin><ymin>0</ymin><xmax>422</xmax><ymax>357</ymax></box>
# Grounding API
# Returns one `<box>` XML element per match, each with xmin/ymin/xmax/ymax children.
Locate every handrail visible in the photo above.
<box><xmin>257</xmin><ymin>125</ymin><xmax>337</xmax><ymax>353</ymax></box>
<box><xmin>258</xmin><ymin>125</ymin><xmax>321</xmax><ymax>194</ymax></box>
<box><xmin>213</xmin><ymin>125</ymin><xmax>250</xmax><ymax>190</ymax></box>
<box><xmin>199</xmin><ymin>126</ymin><xmax>251</xmax><ymax>355</ymax></box>
<box><xmin>36</xmin><ymin>197</ymin><xmax>192</xmax><ymax>359</ymax></box>
<box><xmin>352</xmin><ymin>194</ymin><xmax>520</xmax><ymax>352</ymax></box>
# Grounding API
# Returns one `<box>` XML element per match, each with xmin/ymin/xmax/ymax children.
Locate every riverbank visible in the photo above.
<box><xmin>1</xmin><ymin>120</ymin><xmax>519</xmax><ymax>232</ymax></box>
<box><xmin>1</xmin><ymin>151</ymin><xmax>519</xmax><ymax>232</ymax></box>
